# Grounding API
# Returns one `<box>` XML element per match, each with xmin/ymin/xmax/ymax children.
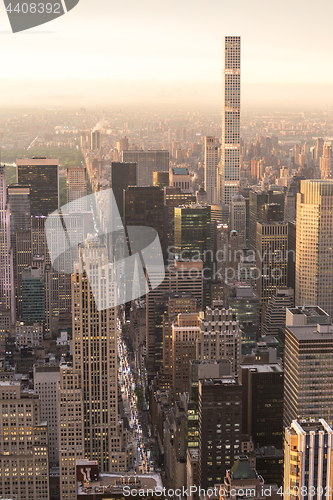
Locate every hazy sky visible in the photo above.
<box><xmin>1</xmin><ymin>0</ymin><xmax>333</xmax><ymax>109</ymax></box>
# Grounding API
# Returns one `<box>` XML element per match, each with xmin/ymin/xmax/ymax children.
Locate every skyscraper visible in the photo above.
<box><xmin>174</xmin><ymin>204</ymin><xmax>211</xmax><ymax>262</ymax></box>
<box><xmin>122</xmin><ymin>150</ymin><xmax>169</xmax><ymax>187</ymax></box>
<box><xmin>58</xmin><ymin>363</ymin><xmax>84</xmax><ymax>500</ymax></box>
<box><xmin>249</xmin><ymin>189</ymin><xmax>285</xmax><ymax>251</ymax></box>
<box><xmin>198</xmin><ymin>377</ymin><xmax>242</xmax><ymax>488</ymax></box>
<box><xmin>164</xmin><ymin>186</ymin><xmax>196</xmax><ymax>253</ymax></box>
<box><xmin>123</xmin><ymin>186</ymin><xmax>165</xmax><ymax>258</ymax></box>
<box><xmin>196</xmin><ymin>302</ymin><xmax>241</xmax><ymax>377</ymax></box>
<box><xmin>174</xmin><ymin>204</ymin><xmax>211</xmax><ymax>305</ymax></box>
<box><xmin>240</xmin><ymin>358</ymin><xmax>284</xmax><ymax>449</ymax></box>
<box><xmin>72</xmin><ymin>236</ymin><xmax>125</xmax><ymax>471</ymax></box>
<box><xmin>16</xmin><ymin>157</ymin><xmax>59</xmax><ymax>216</ymax></box>
<box><xmin>0</xmin><ymin>381</ymin><xmax>49</xmax><ymax>500</ymax></box>
<box><xmin>111</xmin><ymin>162</ymin><xmax>137</xmax><ymax>217</ymax></box>
<box><xmin>256</xmin><ymin>221</ymin><xmax>288</xmax><ymax>304</ymax></box>
<box><xmin>66</xmin><ymin>166</ymin><xmax>87</xmax><ymax>211</ymax></box>
<box><xmin>0</xmin><ymin>166</ymin><xmax>14</xmax><ymax>324</ymax></box>
<box><xmin>284</xmin><ymin>420</ymin><xmax>333</xmax><ymax>495</ymax></box>
<box><xmin>145</xmin><ymin>260</ymin><xmax>203</xmax><ymax>374</ymax></box>
<box><xmin>220</xmin><ymin>36</ymin><xmax>241</xmax><ymax>206</ymax></box>
<box><xmin>295</xmin><ymin>180</ymin><xmax>333</xmax><ymax>317</ymax></box>
<box><xmin>204</xmin><ymin>136</ymin><xmax>219</xmax><ymax>204</ymax></box>
<box><xmin>320</xmin><ymin>141</ymin><xmax>333</xmax><ymax>179</ymax></box>
<box><xmin>34</xmin><ymin>364</ymin><xmax>60</xmax><ymax>466</ymax></box>
<box><xmin>22</xmin><ymin>267</ymin><xmax>45</xmax><ymax>324</ymax></box>
<box><xmin>230</xmin><ymin>194</ymin><xmax>246</xmax><ymax>247</ymax></box>
<box><xmin>284</xmin><ymin>321</ymin><xmax>333</xmax><ymax>428</ymax></box>
<box><xmin>91</xmin><ymin>130</ymin><xmax>101</xmax><ymax>150</ymax></box>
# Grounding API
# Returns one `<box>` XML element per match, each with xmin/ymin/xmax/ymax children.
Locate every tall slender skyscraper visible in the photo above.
<box><xmin>220</xmin><ymin>36</ymin><xmax>241</xmax><ymax>206</ymax></box>
<box><xmin>0</xmin><ymin>166</ymin><xmax>14</xmax><ymax>324</ymax></box>
<box><xmin>295</xmin><ymin>180</ymin><xmax>333</xmax><ymax>317</ymax></box>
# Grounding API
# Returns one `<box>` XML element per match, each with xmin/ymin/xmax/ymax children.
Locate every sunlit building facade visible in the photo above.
<box><xmin>295</xmin><ymin>180</ymin><xmax>333</xmax><ymax>317</ymax></box>
<box><xmin>220</xmin><ymin>36</ymin><xmax>241</xmax><ymax>205</ymax></box>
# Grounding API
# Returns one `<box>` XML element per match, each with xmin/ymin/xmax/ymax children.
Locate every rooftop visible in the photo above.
<box><xmin>77</xmin><ymin>473</ymin><xmax>163</xmax><ymax>496</ymax></box>
<box><xmin>288</xmin><ymin>306</ymin><xmax>328</xmax><ymax>317</ymax></box>
<box><xmin>240</xmin><ymin>364</ymin><xmax>283</xmax><ymax>374</ymax></box>
<box><xmin>286</xmin><ymin>324</ymin><xmax>333</xmax><ymax>340</ymax></box>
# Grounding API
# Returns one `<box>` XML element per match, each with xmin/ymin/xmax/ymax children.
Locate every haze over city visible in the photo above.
<box><xmin>1</xmin><ymin>0</ymin><xmax>333</xmax><ymax>109</ymax></box>
<box><xmin>2</xmin><ymin>1</ymin><xmax>333</xmax><ymax>499</ymax></box>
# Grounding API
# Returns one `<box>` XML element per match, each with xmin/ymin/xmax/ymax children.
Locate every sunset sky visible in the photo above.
<box><xmin>1</xmin><ymin>0</ymin><xmax>333</xmax><ymax>109</ymax></box>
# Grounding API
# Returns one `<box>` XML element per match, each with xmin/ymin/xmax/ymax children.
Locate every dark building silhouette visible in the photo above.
<box><xmin>111</xmin><ymin>162</ymin><xmax>137</xmax><ymax>217</ymax></box>
<box><xmin>249</xmin><ymin>190</ymin><xmax>285</xmax><ymax>251</ymax></box>
<box><xmin>17</xmin><ymin>157</ymin><xmax>59</xmax><ymax>216</ymax></box>
<box><xmin>240</xmin><ymin>353</ymin><xmax>284</xmax><ymax>449</ymax></box>
<box><xmin>198</xmin><ymin>377</ymin><xmax>242</xmax><ymax>489</ymax></box>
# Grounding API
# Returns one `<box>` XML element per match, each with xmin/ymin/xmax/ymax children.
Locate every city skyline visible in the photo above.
<box><xmin>1</xmin><ymin>0</ymin><xmax>333</xmax><ymax>109</ymax></box>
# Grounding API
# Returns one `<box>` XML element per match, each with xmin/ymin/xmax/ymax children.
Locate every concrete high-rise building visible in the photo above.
<box><xmin>198</xmin><ymin>377</ymin><xmax>242</xmax><ymax>488</ymax></box>
<box><xmin>162</xmin><ymin>294</ymin><xmax>198</xmax><ymax>388</ymax></box>
<box><xmin>171</xmin><ymin>312</ymin><xmax>200</xmax><ymax>402</ymax></box>
<box><xmin>225</xmin><ymin>282</ymin><xmax>260</xmax><ymax>326</ymax></box>
<box><xmin>153</xmin><ymin>170</ymin><xmax>169</xmax><ymax>189</ymax></box>
<box><xmin>164</xmin><ymin>186</ymin><xmax>196</xmax><ymax>253</ymax></box>
<box><xmin>0</xmin><ymin>381</ymin><xmax>49</xmax><ymax>500</ymax></box>
<box><xmin>256</xmin><ymin>221</ymin><xmax>288</xmax><ymax>304</ymax></box>
<box><xmin>110</xmin><ymin>162</ymin><xmax>137</xmax><ymax>218</ymax></box>
<box><xmin>284</xmin><ymin>322</ymin><xmax>333</xmax><ymax>428</ymax></box>
<box><xmin>286</xmin><ymin>305</ymin><xmax>330</xmax><ymax>327</ymax></box>
<box><xmin>71</xmin><ymin>238</ymin><xmax>125</xmax><ymax>472</ymax></box>
<box><xmin>295</xmin><ymin>180</ymin><xmax>333</xmax><ymax>317</ymax></box>
<box><xmin>174</xmin><ymin>204</ymin><xmax>211</xmax><ymax>262</ymax></box>
<box><xmin>287</xmin><ymin>220</ymin><xmax>296</xmax><ymax>290</ymax></box>
<box><xmin>16</xmin><ymin>157</ymin><xmax>59</xmax><ymax>216</ymax></box>
<box><xmin>0</xmin><ymin>166</ymin><xmax>14</xmax><ymax>324</ymax></box>
<box><xmin>66</xmin><ymin>167</ymin><xmax>87</xmax><ymax>211</ymax></box>
<box><xmin>220</xmin><ymin>36</ymin><xmax>241</xmax><ymax>206</ymax></box>
<box><xmin>249</xmin><ymin>189</ymin><xmax>285</xmax><ymax>251</ymax></box>
<box><xmin>320</xmin><ymin>141</ymin><xmax>333</xmax><ymax>179</ymax></box>
<box><xmin>196</xmin><ymin>301</ymin><xmax>241</xmax><ymax>377</ymax></box>
<box><xmin>116</xmin><ymin>136</ymin><xmax>128</xmax><ymax>153</ymax></box>
<box><xmin>204</xmin><ymin>136</ymin><xmax>219</xmax><ymax>204</ymax></box>
<box><xmin>174</xmin><ymin>204</ymin><xmax>212</xmax><ymax>305</ymax></box>
<box><xmin>122</xmin><ymin>150</ymin><xmax>169</xmax><ymax>187</ymax></box>
<box><xmin>91</xmin><ymin>130</ymin><xmax>101</xmax><ymax>150</ymax></box>
<box><xmin>58</xmin><ymin>363</ymin><xmax>84</xmax><ymax>500</ymax></box>
<box><xmin>34</xmin><ymin>365</ymin><xmax>60</xmax><ymax>467</ymax></box>
<box><xmin>169</xmin><ymin>166</ymin><xmax>192</xmax><ymax>192</ymax></box>
<box><xmin>230</xmin><ymin>194</ymin><xmax>246</xmax><ymax>247</ymax></box>
<box><xmin>284</xmin><ymin>420</ymin><xmax>333</xmax><ymax>496</ymax></box>
<box><xmin>7</xmin><ymin>184</ymin><xmax>31</xmax><ymax>257</ymax></box>
<box><xmin>261</xmin><ymin>288</ymin><xmax>294</xmax><ymax>336</ymax></box>
<box><xmin>123</xmin><ymin>186</ymin><xmax>165</xmax><ymax>258</ymax></box>
<box><xmin>240</xmin><ymin>358</ymin><xmax>284</xmax><ymax>449</ymax></box>
<box><xmin>22</xmin><ymin>267</ymin><xmax>45</xmax><ymax>324</ymax></box>
<box><xmin>16</xmin><ymin>230</ymin><xmax>31</xmax><ymax>319</ymax></box>
<box><xmin>0</xmin><ymin>309</ymin><xmax>10</xmax><ymax>355</ymax></box>
<box><xmin>145</xmin><ymin>260</ymin><xmax>203</xmax><ymax>374</ymax></box>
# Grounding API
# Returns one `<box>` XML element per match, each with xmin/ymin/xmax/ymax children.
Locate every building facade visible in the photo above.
<box><xmin>220</xmin><ymin>36</ymin><xmax>241</xmax><ymax>206</ymax></box>
<box><xmin>295</xmin><ymin>180</ymin><xmax>333</xmax><ymax>317</ymax></box>
<box><xmin>0</xmin><ymin>381</ymin><xmax>49</xmax><ymax>500</ymax></box>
